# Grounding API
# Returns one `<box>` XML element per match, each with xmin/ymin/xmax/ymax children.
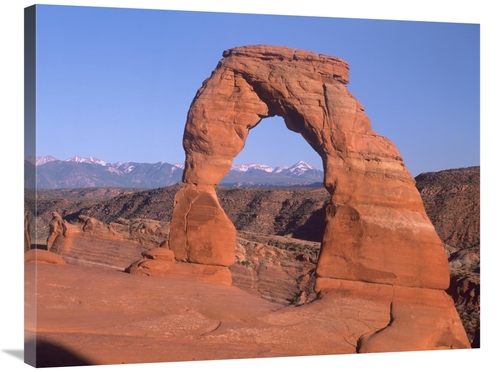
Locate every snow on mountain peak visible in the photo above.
<box><xmin>289</xmin><ymin>160</ymin><xmax>314</xmax><ymax>170</ymax></box>
<box><xmin>230</xmin><ymin>161</ymin><xmax>319</xmax><ymax>175</ymax></box>
<box><xmin>35</xmin><ymin>155</ymin><xmax>58</xmax><ymax>166</ymax></box>
<box><xmin>231</xmin><ymin>163</ymin><xmax>275</xmax><ymax>173</ymax></box>
<box><xmin>297</xmin><ymin>160</ymin><xmax>313</xmax><ymax>167</ymax></box>
<box><xmin>65</xmin><ymin>156</ymin><xmax>107</xmax><ymax>166</ymax></box>
<box><xmin>274</xmin><ymin>161</ymin><xmax>317</xmax><ymax>175</ymax></box>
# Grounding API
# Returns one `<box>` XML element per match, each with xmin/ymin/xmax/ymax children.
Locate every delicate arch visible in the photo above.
<box><xmin>169</xmin><ymin>45</ymin><xmax>449</xmax><ymax>290</ymax></box>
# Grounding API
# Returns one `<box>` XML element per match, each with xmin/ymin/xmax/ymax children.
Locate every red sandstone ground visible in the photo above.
<box><xmin>25</xmin><ymin>258</ymin><xmax>467</xmax><ymax>367</ymax></box>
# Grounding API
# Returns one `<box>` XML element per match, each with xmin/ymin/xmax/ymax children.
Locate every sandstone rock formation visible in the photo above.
<box><xmin>46</xmin><ymin>212</ymin><xmax>68</xmax><ymax>254</ymax></box>
<box><xmin>51</xmin><ymin>216</ymin><xmax>166</xmax><ymax>270</ymax></box>
<box><xmin>24</xmin><ymin>249</ymin><xmax>66</xmax><ymax>265</ymax></box>
<box><xmin>170</xmin><ymin>185</ymin><xmax>235</xmax><ymax>267</ymax></box>
<box><xmin>171</xmin><ymin>45</ymin><xmax>449</xmax><ymax>288</ymax></box>
<box><xmin>31</xmin><ymin>164</ymin><xmax>478</xmax><ymax>353</ymax></box>
<box><xmin>168</xmin><ymin>45</ymin><xmax>467</xmax><ymax>352</ymax></box>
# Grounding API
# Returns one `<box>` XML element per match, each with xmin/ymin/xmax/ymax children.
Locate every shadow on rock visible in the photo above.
<box><xmin>291</xmin><ymin>205</ymin><xmax>326</xmax><ymax>242</ymax></box>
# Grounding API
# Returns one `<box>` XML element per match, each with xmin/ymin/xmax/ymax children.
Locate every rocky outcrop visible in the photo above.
<box><xmin>42</xmin><ymin>213</ymin><xmax>232</xmax><ymax>285</ymax></box>
<box><xmin>353</xmin><ymin>282</ymin><xmax>470</xmax><ymax>352</ymax></box>
<box><xmin>45</xmin><ymin>216</ymin><xmax>167</xmax><ymax>270</ymax></box>
<box><xmin>46</xmin><ymin>212</ymin><xmax>68</xmax><ymax>254</ymax></box>
<box><xmin>33</xmin><ymin>212</ymin><xmax>470</xmax><ymax>358</ymax></box>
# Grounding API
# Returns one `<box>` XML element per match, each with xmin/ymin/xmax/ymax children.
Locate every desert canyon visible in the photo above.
<box><xmin>24</xmin><ymin>45</ymin><xmax>477</xmax><ymax>367</ymax></box>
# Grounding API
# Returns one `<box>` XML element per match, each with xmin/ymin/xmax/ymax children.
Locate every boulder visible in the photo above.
<box><xmin>126</xmin><ymin>259</ymin><xmax>232</xmax><ymax>285</ymax></box>
<box><xmin>141</xmin><ymin>248</ymin><xmax>175</xmax><ymax>261</ymax></box>
<box><xmin>25</xmin><ymin>249</ymin><xmax>66</xmax><ymax>265</ymax></box>
<box><xmin>169</xmin><ymin>184</ymin><xmax>235</xmax><ymax>267</ymax></box>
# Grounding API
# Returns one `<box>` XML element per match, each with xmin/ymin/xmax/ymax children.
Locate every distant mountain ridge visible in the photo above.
<box><xmin>30</xmin><ymin>155</ymin><xmax>324</xmax><ymax>189</ymax></box>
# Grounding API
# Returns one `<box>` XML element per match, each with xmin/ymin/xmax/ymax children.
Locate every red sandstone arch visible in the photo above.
<box><xmin>169</xmin><ymin>45</ymin><xmax>450</xmax><ymax>291</ymax></box>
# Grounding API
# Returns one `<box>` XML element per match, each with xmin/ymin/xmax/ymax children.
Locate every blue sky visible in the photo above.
<box><xmin>34</xmin><ymin>5</ymin><xmax>479</xmax><ymax>176</ymax></box>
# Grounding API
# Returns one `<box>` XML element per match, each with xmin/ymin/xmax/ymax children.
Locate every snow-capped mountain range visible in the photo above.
<box><xmin>231</xmin><ymin>163</ymin><xmax>276</xmax><ymax>173</ymax></box>
<box><xmin>230</xmin><ymin>161</ymin><xmax>316</xmax><ymax>175</ymax></box>
<box><xmin>35</xmin><ymin>155</ymin><xmax>116</xmax><ymax>167</ymax></box>
<box><xmin>28</xmin><ymin>156</ymin><xmax>324</xmax><ymax>189</ymax></box>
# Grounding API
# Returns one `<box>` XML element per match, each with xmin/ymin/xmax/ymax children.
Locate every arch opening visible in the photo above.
<box><xmin>233</xmin><ymin>115</ymin><xmax>323</xmax><ymax>170</ymax></box>
<box><xmin>224</xmin><ymin>115</ymin><xmax>329</xmax><ymax>240</ymax></box>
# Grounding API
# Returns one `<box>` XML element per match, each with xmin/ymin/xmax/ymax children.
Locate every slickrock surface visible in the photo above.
<box><xmin>25</xmin><ymin>262</ymin><xmax>468</xmax><ymax>367</ymax></box>
<box><xmin>171</xmin><ymin>45</ymin><xmax>450</xmax><ymax>289</ymax></box>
